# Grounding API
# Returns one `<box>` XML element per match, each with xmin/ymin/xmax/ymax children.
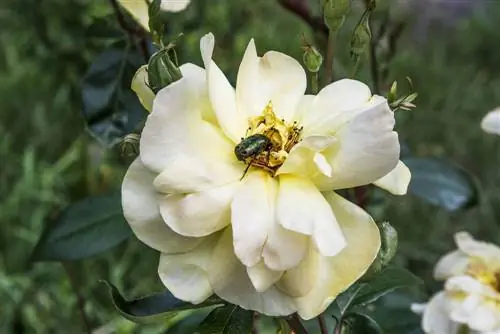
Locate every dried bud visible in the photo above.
<box><xmin>303</xmin><ymin>45</ymin><xmax>323</xmax><ymax>73</ymax></box>
<box><xmin>322</xmin><ymin>0</ymin><xmax>350</xmax><ymax>32</ymax></box>
<box><xmin>350</xmin><ymin>11</ymin><xmax>372</xmax><ymax>59</ymax></box>
<box><xmin>147</xmin><ymin>48</ymin><xmax>182</xmax><ymax>94</ymax></box>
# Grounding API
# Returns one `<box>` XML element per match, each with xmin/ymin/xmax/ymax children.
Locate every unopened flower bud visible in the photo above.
<box><xmin>303</xmin><ymin>46</ymin><xmax>323</xmax><ymax>73</ymax></box>
<box><xmin>147</xmin><ymin>49</ymin><xmax>182</xmax><ymax>94</ymax></box>
<box><xmin>350</xmin><ymin>12</ymin><xmax>372</xmax><ymax>58</ymax></box>
<box><xmin>379</xmin><ymin>221</ymin><xmax>398</xmax><ymax>266</ymax></box>
<box><xmin>322</xmin><ymin>0</ymin><xmax>350</xmax><ymax>32</ymax></box>
<box><xmin>361</xmin><ymin>222</ymin><xmax>398</xmax><ymax>280</ymax></box>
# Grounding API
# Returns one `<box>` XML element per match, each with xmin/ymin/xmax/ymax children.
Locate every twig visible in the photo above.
<box><xmin>63</xmin><ymin>262</ymin><xmax>92</xmax><ymax>334</ymax></box>
<box><xmin>286</xmin><ymin>313</ymin><xmax>308</xmax><ymax>334</ymax></box>
<box><xmin>277</xmin><ymin>0</ymin><xmax>328</xmax><ymax>36</ymax></box>
<box><xmin>318</xmin><ymin>315</ymin><xmax>328</xmax><ymax>334</ymax></box>
<box><xmin>108</xmin><ymin>0</ymin><xmax>150</xmax><ymax>62</ymax></box>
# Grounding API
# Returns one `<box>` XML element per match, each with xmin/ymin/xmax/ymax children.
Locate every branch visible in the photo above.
<box><xmin>286</xmin><ymin>313</ymin><xmax>308</xmax><ymax>334</ymax></box>
<box><xmin>108</xmin><ymin>0</ymin><xmax>150</xmax><ymax>62</ymax></box>
<box><xmin>277</xmin><ymin>0</ymin><xmax>328</xmax><ymax>36</ymax></box>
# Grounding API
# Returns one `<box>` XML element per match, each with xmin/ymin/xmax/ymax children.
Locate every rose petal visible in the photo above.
<box><xmin>231</xmin><ymin>171</ymin><xmax>276</xmax><ymax>267</ymax></box>
<box><xmin>421</xmin><ymin>292</ymin><xmax>461</xmax><ymax>334</ymax></box>
<box><xmin>372</xmin><ymin>160</ymin><xmax>411</xmax><ymax>195</ymax></box>
<box><xmin>293</xmin><ymin>192</ymin><xmax>381</xmax><ymax>320</ymax></box>
<box><xmin>481</xmin><ymin>108</ymin><xmax>500</xmax><ymax>135</ymax></box>
<box><xmin>262</xmin><ymin>219</ymin><xmax>309</xmax><ymax>271</ymax></box>
<box><xmin>297</xmin><ymin>79</ymin><xmax>372</xmax><ymax>135</ymax></box>
<box><xmin>140</xmin><ymin>63</ymin><xmax>239</xmax><ymax>189</ymax></box>
<box><xmin>236</xmin><ymin>39</ymin><xmax>306</xmax><ymax>120</ymax></box>
<box><xmin>158</xmin><ymin>182</ymin><xmax>238</xmax><ymax>237</ymax></box>
<box><xmin>158</xmin><ymin>234</ymin><xmax>217</xmax><ymax>304</ymax></box>
<box><xmin>160</xmin><ymin>0</ymin><xmax>190</xmax><ymax>12</ymax></box>
<box><xmin>208</xmin><ymin>229</ymin><xmax>297</xmax><ymax>316</ymax></box>
<box><xmin>317</xmin><ymin>98</ymin><xmax>400</xmax><ymax>190</ymax></box>
<box><xmin>118</xmin><ymin>0</ymin><xmax>149</xmax><ymax>31</ymax></box>
<box><xmin>122</xmin><ymin>158</ymin><xmax>202</xmax><ymax>253</ymax></box>
<box><xmin>131</xmin><ymin>65</ymin><xmax>155</xmax><ymax>112</ymax></box>
<box><xmin>247</xmin><ymin>261</ymin><xmax>283</xmax><ymax>293</ymax></box>
<box><xmin>200</xmin><ymin>33</ymin><xmax>247</xmax><ymax>142</ymax></box>
<box><xmin>433</xmin><ymin>250</ymin><xmax>469</xmax><ymax>280</ymax></box>
<box><xmin>276</xmin><ymin>175</ymin><xmax>346</xmax><ymax>257</ymax></box>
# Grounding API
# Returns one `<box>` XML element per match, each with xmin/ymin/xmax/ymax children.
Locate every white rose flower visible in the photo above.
<box><xmin>122</xmin><ymin>33</ymin><xmax>409</xmax><ymax>319</ymax></box>
<box><xmin>413</xmin><ymin>232</ymin><xmax>500</xmax><ymax>333</ymax></box>
<box><xmin>118</xmin><ymin>0</ymin><xmax>190</xmax><ymax>31</ymax></box>
<box><xmin>481</xmin><ymin>107</ymin><xmax>500</xmax><ymax>136</ymax></box>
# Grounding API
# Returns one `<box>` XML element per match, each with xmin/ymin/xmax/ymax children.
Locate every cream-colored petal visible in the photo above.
<box><xmin>200</xmin><ymin>33</ymin><xmax>246</xmax><ymax>142</ymax></box>
<box><xmin>294</xmin><ymin>192</ymin><xmax>381</xmax><ymax>320</ymax></box>
<box><xmin>454</xmin><ymin>232</ymin><xmax>500</xmax><ymax>268</ymax></box>
<box><xmin>297</xmin><ymin>79</ymin><xmax>372</xmax><ymax>135</ymax></box>
<box><xmin>481</xmin><ymin>108</ymin><xmax>500</xmax><ymax>135</ymax></box>
<box><xmin>153</xmin><ymin>155</ymin><xmax>241</xmax><ymax>194</ymax></box>
<box><xmin>140</xmin><ymin>63</ymin><xmax>239</xmax><ymax>187</ymax></box>
<box><xmin>277</xmin><ymin>243</ymin><xmax>318</xmax><ymax>297</ymax></box>
<box><xmin>231</xmin><ymin>171</ymin><xmax>276</xmax><ymax>267</ymax></box>
<box><xmin>122</xmin><ymin>158</ymin><xmax>202</xmax><ymax>253</ymax></box>
<box><xmin>422</xmin><ymin>292</ymin><xmax>461</xmax><ymax>334</ymax></box>
<box><xmin>318</xmin><ymin>98</ymin><xmax>400</xmax><ymax>190</ymax></box>
<box><xmin>433</xmin><ymin>250</ymin><xmax>469</xmax><ymax>280</ymax></box>
<box><xmin>208</xmin><ymin>229</ymin><xmax>297</xmax><ymax>316</ymax></box>
<box><xmin>236</xmin><ymin>39</ymin><xmax>306</xmax><ymax>120</ymax></box>
<box><xmin>276</xmin><ymin>175</ymin><xmax>346</xmax><ymax>257</ymax></box>
<box><xmin>160</xmin><ymin>0</ymin><xmax>190</xmax><ymax>12</ymax></box>
<box><xmin>262</xmin><ymin>219</ymin><xmax>309</xmax><ymax>271</ymax></box>
<box><xmin>158</xmin><ymin>234</ymin><xmax>218</xmax><ymax>304</ymax></box>
<box><xmin>131</xmin><ymin>65</ymin><xmax>155</xmax><ymax>112</ymax></box>
<box><xmin>247</xmin><ymin>261</ymin><xmax>283</xmax><ymax>293</ymax></box>
<box><xmin>277</xmin><ymin>135</ymin><xmax>338</xmax><ymax>179</ymax></box>
<box><xmin>118</xmin><ymin>0</ymin><xmax>150</xmax><ymax>31</ymax></box>
<box><xmin>467</xmin><ymin>302</ymin><xmax>500</xmax><ymax>332</ymax></box>
<box><xmin>373</xmin><ymin>160</ymin><xmax>411</xmax><ymax>195</ymax></box>
<box><xmin>158</xmin><ymin>182</ymin><xmax>238</xmax><ymax>237</ymax></box>
<box><xmin>445</xmin><ymin>276</ymin><xmax>500</xmax><ymax>300</ymax></box>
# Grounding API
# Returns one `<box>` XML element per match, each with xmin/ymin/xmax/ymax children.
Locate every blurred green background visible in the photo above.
<box><xmin>1</xmin><ymin>0</ymin><xmax>499</xmax><ymax>332</ymax></box>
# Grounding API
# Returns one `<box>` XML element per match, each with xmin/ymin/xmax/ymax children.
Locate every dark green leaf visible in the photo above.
<box><xmin>197</xmin><ymin>305</ymin><xmax>253</xmax><ymax>334</ymax></box>
<box><xmin>403</xmin><ymin>157</ymin><xmax>479</xmax><ymax>211</ymax></box>
<box><xmin>335</xmin><ymin>284</ymin><xmax>366</xmax><ymax>315</ymax></box>
<box><xmin>343</xmin><ymin>312</ymin><xmax>383</xmax><ymax>334</ymax></box>
<box><xmin>353</xmin><ymin>266</ymin><xmax>423</xmax><ymax>306</ymax></box>
<box><xmin>102</xmin><ymin>280</ymin><xmax>225</xmax><ymax>323</ymax></box>
<box><xmin>81</xmin><ymin>45</ymin><xmax>147</xmax><ymax>147</ymax></box>
<box><xmin>32</xmin><ymin>192</ymin><xmax>131</xmax><ymax>261</ymax></box>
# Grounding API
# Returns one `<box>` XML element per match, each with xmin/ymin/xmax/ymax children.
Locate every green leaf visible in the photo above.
<box><xmin>81</xmin><ymin>45</ymin><xmax>147</xmax><ymax>147</ymax></box>
<box><xmin>343</xmin><ymin>312</ymin><xmax>383</xmax><ymax>334</ymax></box>
<box><xmin>353</xmin><ymin>266</ymin><xmax>423</xmax><ymax>306</ymax></box>
<box><xmin>102</xmin><ymin>281</ymin><xmax>225</xmax><ymax>323</ymax></box>
<box><xmin>403</xmin><ymin>157</ymin><xmax>479</xmax><ymax>211</ymax></box>
<box><xmin>31</xmin><ymin>192</ymin><xmax>132</xmax><ymax>261</ymax></box>
<box><xmin>197</xmin><ymin>305</ymin><xmax>253</xmax><ymax>334</ymax></box>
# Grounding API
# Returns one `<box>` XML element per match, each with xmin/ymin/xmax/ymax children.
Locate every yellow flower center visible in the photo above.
<box><xmin>466</xmin><ymin>259</ymin><xmax>500</xmax><ymax>292</ymax></box>
<box><xmin>234</xmin><ymin>102</ymin><xmax>302</xmax><ymax>176</ymax></box>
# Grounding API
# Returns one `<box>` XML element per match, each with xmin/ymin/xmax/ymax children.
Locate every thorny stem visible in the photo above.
<box><xmin>277</xmin><ymin>0</ymin><xmax>328</xmax><ymax>37</ymax></box>
<box><xmin>63</xmin><ymin>262</ymin><xmax>92</xmax><ymax>334</ymax></box>
<box><xmin>108</xmin><ymin>0</ymin><xmax>150</xmax><ymax>62</ymax></box>
<box><xmin>286</xmin><ymin>313</ymin><xmax>308</xmax><ymax>334</ymax></box>
<box><xmin>325</xmin><ymin>31</ymin><xmax>336</xmax><ymax>85</ymax></box>
<box><xmin>318</xmin><ymin>315</ymin><xmax>328</xmax><ymax>334</ymax></box>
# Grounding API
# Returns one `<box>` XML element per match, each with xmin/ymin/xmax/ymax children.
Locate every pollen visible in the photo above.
<box><xmin>240</xmin><ymin>101</ymin><xmax>302</xmax><ymax>175</ymax></box>
<box><xmin>466</xmin><ymin>259</ymin><xmax>500</xmax><ymax>293</ymax></box>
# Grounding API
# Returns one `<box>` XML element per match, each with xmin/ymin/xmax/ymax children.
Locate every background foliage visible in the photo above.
<box><xmin>1</xmin><ymin>0</ymin><xmax>499</xmax><ymax>332</ymax></box>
